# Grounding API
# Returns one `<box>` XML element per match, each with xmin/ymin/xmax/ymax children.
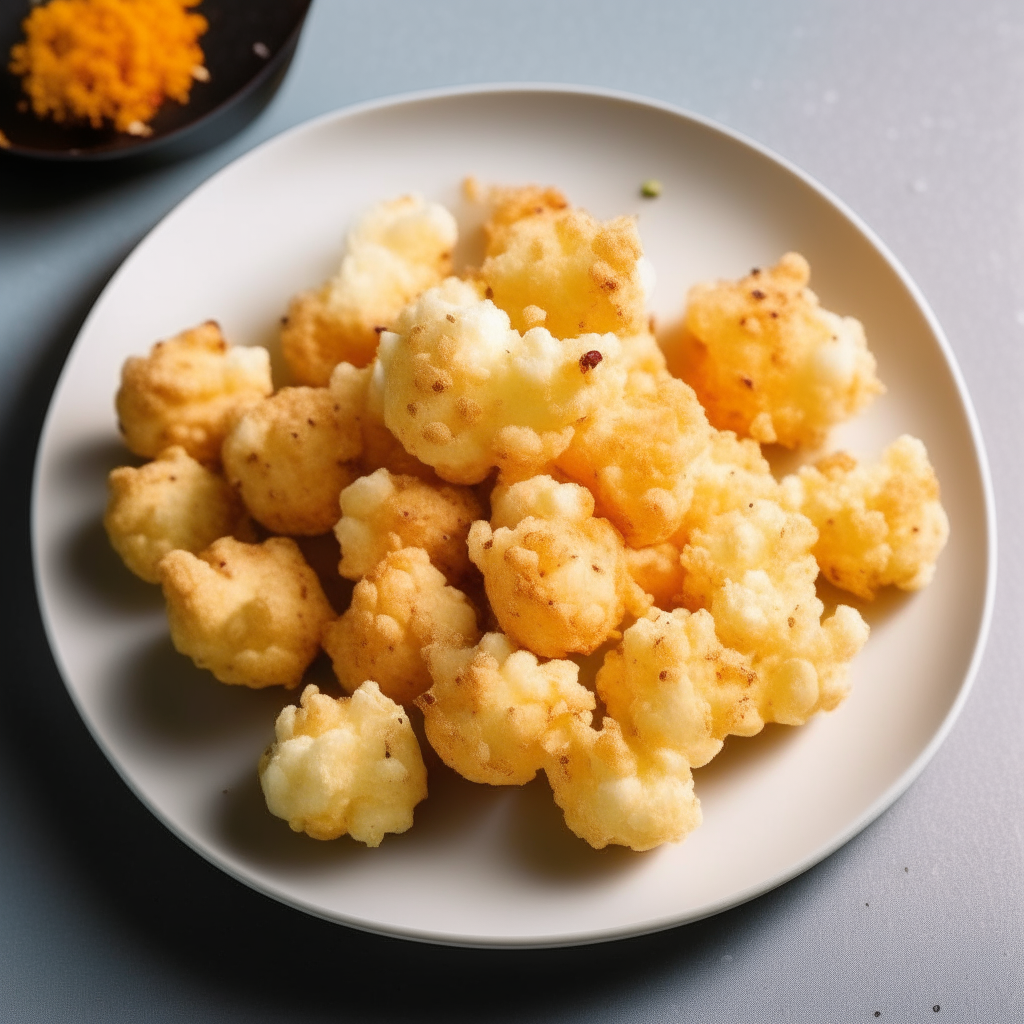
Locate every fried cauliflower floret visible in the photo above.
<box><xmin>221</xmin><ymin>386</ymin><xmax>362</xmax><ymax>536</ymax></box>
<box><xmin>542</xmin><ymin>717</ymin><xmax>701</xmax><ymax>851</ymax></box>
<box><xmin>334</xmin><ymin>468</ymin><xmax>482</xmax><ymax>583</ymax></box>
<box><xmin>159</xmin><ymin>536</ymin><xmax>335</xmax><ymax>688</ymax></box>
<box><xmin>470</xmin><ymin>178</ymin><xmax>570</xmax><ymax>254</ymax></box>
<box><xmin>373</xmin><ymin>278</ymin><xmax>625</xmax><ymax>484</ymax></box>
<box><xmin>259</xmin><ymin>682</ymin><xmax>427</xmax><ymax>845</ymax></box>
<box><xmin>597</xmin><ymin>608</ymin><xmax>762</xmax><ymax>769</ymax></box>
<box><xmin>104</xmin><ymin>446</ymin><xmax>245</xmax><ymax>584</ymax></box>
<box><xmin>623</xmin><ymin>542</ymin><xmax>686</xmax><ymax>609</ymax></box>
<box><xmin>116</xmin><ymin>321</ymin><xmax>273</xmax><ymax>464</ymax></box>
<box><xmin>416</xmin><ymin>632</ymin><xmax>595</xmax><ymax>786</ymax></box>
<box><xmin>322</xmin><ymin>547</ymin><xmax>480</xmax><ymax>705</ymax></box>
<box><xmin>555</xmin><ymin>369</ymin><xmax>712</xmax><ymax>547</ymax></box>
<box><xmin>619</xmin><ymin>326</ymin><xmax>668</xmax><ymax>376</ymax></box>
<box><xmin>474</xmin><ymin>185</ymin><xmax>649</xmax><ymax>341</ymax></box>
<box><xmin>468</xmin><ymin>477</ymin><xmax>648</xmax><ymax>659</ymax></box>
<box><xmin>327</xmin><ymin>361</ymin><xmax>437</xmax><ymax>481</ymax></box>
<box><xmin>672</xmin><ymin>429</ymin><xmax>779</xmax><ymax>545</ymax></box>
<box><xmin>281</xmin><ymin>195</ymin><xmax>458</xmax><ymax>384</ymax></box>
<box><xmin>668</xmin><ymin>253</ymin><xmax>883</xmax><ymax>447</ymax></box>
<box><xmin>780</xmin><ymin>435</ymin><xmax>949</xmax><ymax>599</ymax></box>
<box><xmin>680</xmin><ymin>500</ymin><xmax>869</xmax><ymax>725</ymax></box>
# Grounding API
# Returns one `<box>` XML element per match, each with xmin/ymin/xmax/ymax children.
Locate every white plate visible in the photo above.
<box><xmin>31</xmin><ymin>85</ymin><xmax>995</xmax><ymax>947</ymax></box>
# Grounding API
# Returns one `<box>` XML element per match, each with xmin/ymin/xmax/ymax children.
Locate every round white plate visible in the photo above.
<box><xmin>32</xmin><ymin>85</ymin><xmax>995</xmax><ymax>947</ymax></box>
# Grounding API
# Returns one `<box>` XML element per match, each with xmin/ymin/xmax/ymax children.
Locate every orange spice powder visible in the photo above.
<box><xmin>9</xmin><ymin>0</ymin><xmax>208</xmax><ymax>136</ymax></box>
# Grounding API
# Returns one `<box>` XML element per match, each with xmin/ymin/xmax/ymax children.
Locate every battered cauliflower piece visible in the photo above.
<box><xmin>259</xmin><ymin>682</ymin><xmax>427</xmax><ymax>845</ymax></box>
<box><xmin>104</xmin><ymin>446</ymin><xmax>245</xmax><ymax>583</ymax></box>
<box><xmin>474</xmin><ymin>183</ymin><xmax>649</xmax><ymax>340</ymax></box>
<box><xmin>468</xmin><ymin>477</ymin><xmax>649</xmax><ymax>659</ymax></box>
<box><xmin>116</xmin><ymin>321</ymin><xmax>273</xmax><ymax>464</ymax></box>
<box><xmin>623</xmin><ymin>542</ymin><xmax>686</xmax><ymax>610</ymax></box>
<box><xmin>282</xmin><ymin>195</ymin><xmax>458</xmax><ymax>384</ymax></box>
<box><xmin>373</xmin><ymin>278</ymin><xmax>625</xmax><ymax>484</ymax></box>
<box><xmin>555</xmin><ymin>369</ymin><xmax>712</xmax><ymax>547</ymax></box>
<box><xmin>328</xmin><ymin>361</ymin><xmax>437</xmax><ymax>481</ymax></box>
<box><xmin>334</xmin><ymin>468</ymin><xmax>483</xmax><ymax>583</ymax></box>
<box><xmin>322</xmin><ymin>547</ymin><xmax>480</xmax><ymax>705</ymax></box>
<box><xmin>542</xmin><ymin>717</ymin><xmax>701</xmax><ymax>851</ymax></box>
<box><xmin>680</xmin><ymin>500</ymin><xmax>869</xmax><ymax>725</ymax></box>
<box><xmin>780</xmin><ymin>436</ymin><xmax>949</xmax><ymax>599</ymax></box>
<box><xmin>672</xmin><ymin>428</ymin><xmax>779</xmax><ymax>545</ymax></box>
<box><xmin>619</xmin><ymin>326</ymin><xmax>668</xmax><ymax>376</ymax></box>
<box><xmin>597</xmin><ymin>608</ymin><xmax>762</xmax><ymax>769</ymax></box>
<box><xmin>221</xmin><ymin>385</ymin><xmax>362</xmax><ymax>536</ymax></box>
<box><xmin>417</xmin><ymin>632</ymin><xmax>595</xmax><ymax>786</ymax></box>
<box><xmin>470</xmin><ymin>179</ymin><xmax>570</xmax><ymax>254</ymax></box>
<box><xmin>669</xmin><ymin>253</ymin><xmax>883</xmax><ymax>447</ymax></box>
<box><xmin>159</xmin><ymin>536</ymin><xmax>335</xmax><ymax>688</ymax></box>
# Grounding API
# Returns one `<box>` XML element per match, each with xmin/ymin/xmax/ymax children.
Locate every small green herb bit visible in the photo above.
<box><xmin>640</xmin><ymin>178</ymin><xmax>662</xmax><ymax>198</ymax></box>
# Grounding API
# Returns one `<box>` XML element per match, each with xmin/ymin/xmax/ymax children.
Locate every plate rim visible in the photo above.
<box><xmin>29</xmin><ymin>81</ymin><xmax>998</xmax><ymax>948</ymax></box>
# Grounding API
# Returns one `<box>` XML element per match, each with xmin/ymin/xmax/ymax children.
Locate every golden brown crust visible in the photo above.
<box><xmin>159</xmin><ymin>536</ymin><xmax>334</xmax><ymax>689</ymax></box>
<box><xmin>665</xmin><ymin>253</ymin><xmax>883</xmax><ymax>448</ymax></box>
<box><xmin>115</xmin><ymin>321</ymin><xmax>273</xmax><ymax>464</ymax></box>
<box><xmin>322</xmin><ymin>547</ymin><xmax>480</xmax><ymax>705</ymax></box>
<box><xmin>104</xmin><ymin>446</ymin><xmax>245</xmax><ymax>583</ymax></box>
<box><xmin>417</xmin><ymin>632</ymin><xmax>594</xmax><ymax>786</ymax></box>
<box><xmin>467</xmin><ymin>477</ymin><xmax>649</xmax><ymax>658</ymax></box>
<box><xmin>221</xmin><ymin>385</ymin><xmax>362</xmax><ymax>536</ymax></box>
<box><xmin>334</xmin><ymin>468</ymin><xmax>484</xmax><ymax>583</ymax></box>
<box><xmin>281</xmin><ymin>195</ymin><xmax>457</xmax><ymax>385</ymax></box>
<box><xmin>259</xmin><ymin>682</ymin><xmax>428</xmax><ymax>846</ymax></box>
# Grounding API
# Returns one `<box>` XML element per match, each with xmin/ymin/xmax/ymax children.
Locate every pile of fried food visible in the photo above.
<box><xmin>104</xmin><ymin>181</ymin><xmax>949</xmax><ymax>852</ymax></box>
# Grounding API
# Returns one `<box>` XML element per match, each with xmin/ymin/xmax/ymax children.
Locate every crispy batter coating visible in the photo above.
<box><xmin>668</xmin><ymin>253</ymin><xmax>883</xmax><ymax>447</ymax></box>
<box><xmin>597</xmin><ymin>608</ymin><xmax>762</xmax><ymax>768</ymax></box>
<box><xmin>680</xmin><ymin>499</ymin><xmax>869</xmax><ymax>725</ymax></box>
<box><xmin>623</xmin><ymin>542</ymin><xmax>686</xmax><ymax>610</ymax></box>
<box><xmin>624</xmin><ymin>431</ymin><xmax>780</xmax><ymax>607</ymax></box>
<box><xmin>335</xmin><ymin>468</ymin><xmax>483</xmax><ymax>583</ymax></box>
<box><xmin>322</xmin><ymin>547</ymin><xmax>480</xmax><ymax>705</ymax></box>
<box><xmin>417</xmin><ymin>632</ymin><xmax>595</xmax><ymax>785</ymax></box>
<box><xmin>327</xmin><ymin>361</ymin><xmax>438</xmax><ymax>481</ymax></box>
<box><xmin>373</xmin><ymin>278</ymin><xmax>625</xmax><ymax>484</ymax></box>
<box><xmin>104</xmin><ymin>446</ymin><xmax>245</xmax><ymax>584</ymax></box>
<box><xmin>488</xmin><ymin>472</ymin><xmax>588</xmax><ymax>529</ymax></box>
<box><xmin>555</xmin><ymin>369</ymin><xmax>712</xmax><ymax>547</ymax></box>
<box><xmin>115</xmin><ymin>321</ymin><xmax>273</xmax><ymax>464</ymax></box>
<box><xmin>619</xmin><ymin>326</ymin><xmax>668</xmax><ymax>376</ymax></box>
<box><xmin>672</xmin><ymin>428</ymin><xmax>779</xmax><ymax>545</ymax></box>
<box><xmin>780</xmin><ymin>435</ymin><xmax>949</xmax><ymax>599</ymax></box>
<box><xmin>221</xmin><ymin>385</ymin><xmax>361</xmax><ymax>536</ymax></box>
<box><xmin>474</xmin><ymin>184</ymin><xmax>649</xmax><ymax>340</ymax></box>
<box><xmin>468</xmin><ymin>476</ymin><xmax>649</xmax><ymax>658</ymax></box>
<box><xmin>259</xmin><ymin>682</ymin><xmax>427</xmax><ymax>845</ymax></box>
<box><xmin>469</xmin><ymin>179</ymin><xmax>570</xmax><ymax>255</ymax></box>
<box><xmin>282</xmin><ymin>195</ymin><xmax>457</xmax><ymax>384</ymax></box>
<box><xmin>159</xmin><ymin>536</ymin><xmax>335</xmax><ymax>688</ymax></box>
<box><xmin>541</xmin><ymin>717</ymin><xmax>701</xmax><ymax>851</ymax></box>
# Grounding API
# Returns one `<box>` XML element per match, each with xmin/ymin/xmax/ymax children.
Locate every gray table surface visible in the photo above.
<box><xmin>2</xmin><ymin>1</ymin><xmax>1021</xmax><ymax>1020</ymax></box>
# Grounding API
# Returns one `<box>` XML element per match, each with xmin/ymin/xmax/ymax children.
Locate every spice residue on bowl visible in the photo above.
<box><xmin>8</xmin><ymin>0</ymin><xmax>209</xmax><ymax>137</ymax></box>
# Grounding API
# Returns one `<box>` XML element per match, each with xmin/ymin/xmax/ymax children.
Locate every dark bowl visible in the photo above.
<box><xmin>0</xmin><ymin>0</ymin><xmax>311</xmax><ymax>160</ymax></box>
